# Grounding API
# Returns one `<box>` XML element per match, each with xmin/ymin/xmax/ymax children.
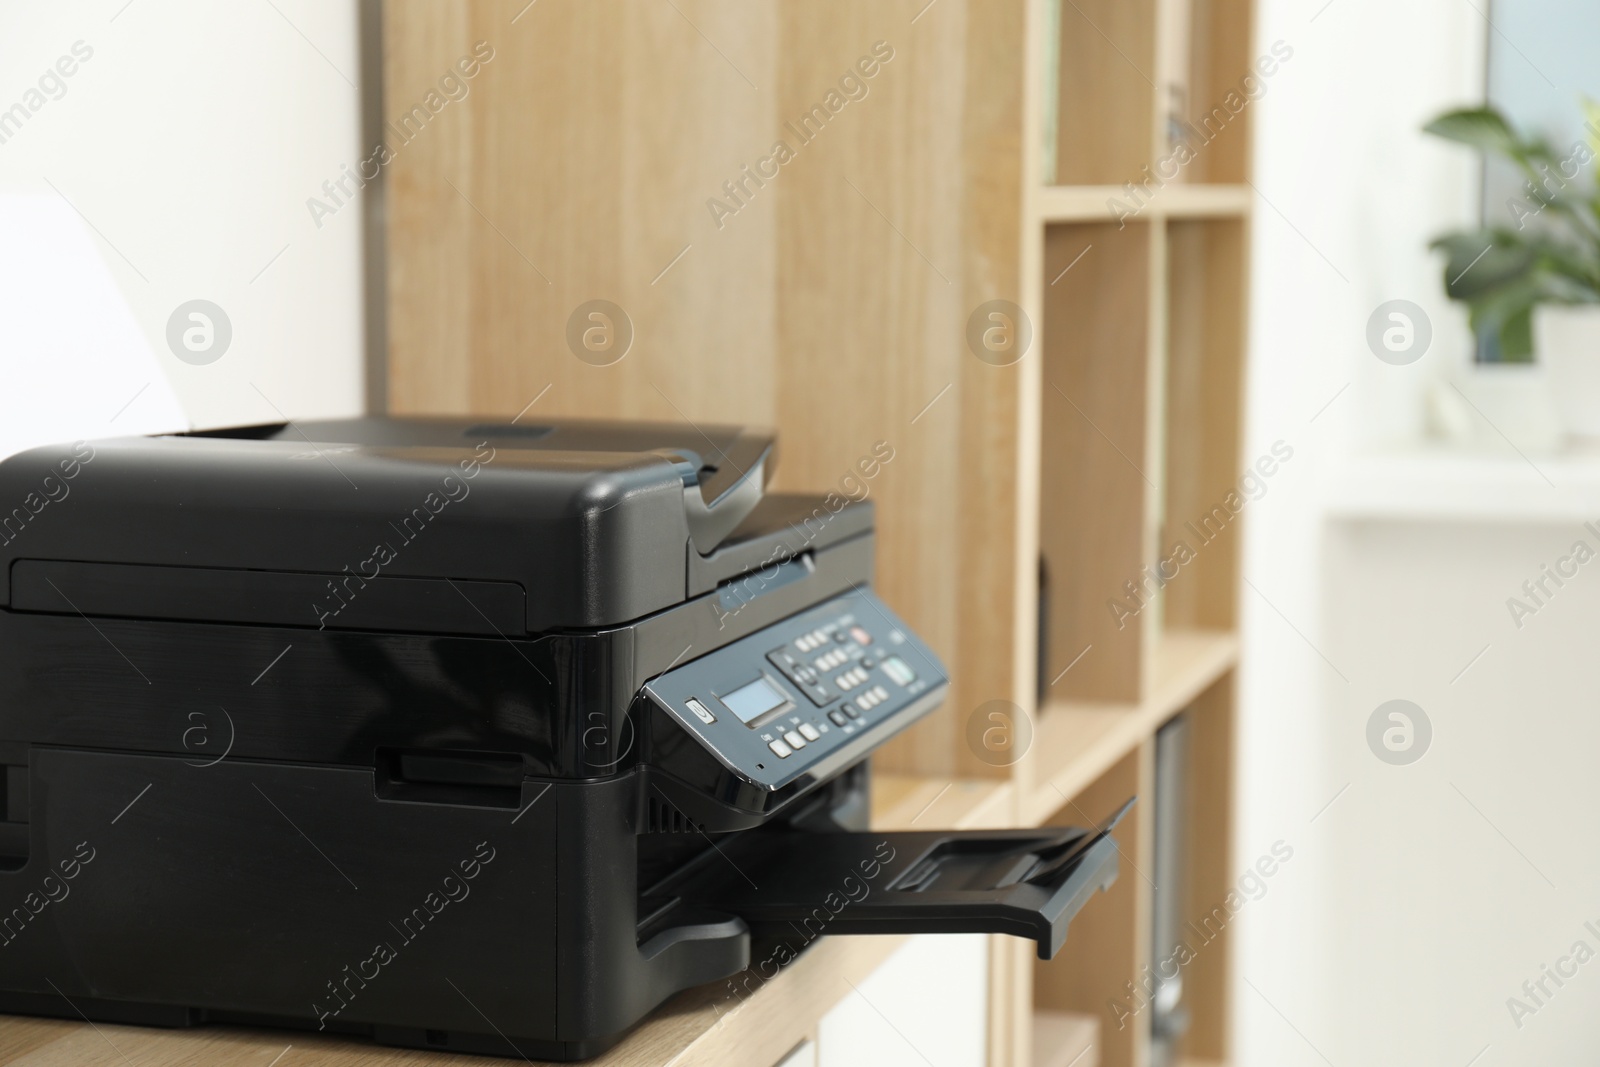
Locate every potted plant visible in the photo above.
<box><xmin>1425</xmin><ymin>104</ymin><xmax>1600</xmax><ymax>438</ymax></box>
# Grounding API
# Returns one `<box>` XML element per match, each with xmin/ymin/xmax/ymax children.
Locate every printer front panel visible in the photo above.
<box><xmin>640</xmin><ymin>587</ymin><xmax>948</xmax><ymax>818</ymax></box>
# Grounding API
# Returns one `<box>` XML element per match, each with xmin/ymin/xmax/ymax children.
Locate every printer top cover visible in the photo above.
<box><xmin>0</xmin><ymin>416</ymin><xmax>860</xmax><ymax>635</ymax></box>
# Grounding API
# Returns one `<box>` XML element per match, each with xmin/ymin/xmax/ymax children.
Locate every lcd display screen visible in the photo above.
<box><xmin>719</xmin><ymin>676</ymin><xmax>788</xmax><ymax>725</ymax></box>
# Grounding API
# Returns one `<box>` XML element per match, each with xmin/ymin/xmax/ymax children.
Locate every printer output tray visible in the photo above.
<box><xmin>670</xmin><ymin>801</ymin><xmax>1130</xmax><ymax>960</ymax></box>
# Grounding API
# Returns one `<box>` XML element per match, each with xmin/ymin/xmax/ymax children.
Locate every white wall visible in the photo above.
<box><xmin>1318</xmin><ymin>514</ymin><xmax>1600</xmax><ymax>1062</ymax></box>
<box><xmin>1235</xmin><ymin>0</ymin><xmax>1501</xmax><ymax>1065</ymax></box>
<box><xmin>0</xmin><ymin>0</ymin><xmax>364</xmax><ymax>453</ymax></box>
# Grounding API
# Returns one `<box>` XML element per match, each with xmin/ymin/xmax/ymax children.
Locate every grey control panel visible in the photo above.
<box><xmin>643</xmin><ymin>587</ymin><xmax>947</xmax><ymax>790</ymax></box>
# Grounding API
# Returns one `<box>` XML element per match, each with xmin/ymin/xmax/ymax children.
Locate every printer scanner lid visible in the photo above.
<box><xmin>0</xmin><ymin>417</ymin><xmax>858</xmax><ymax>634</ymax></box>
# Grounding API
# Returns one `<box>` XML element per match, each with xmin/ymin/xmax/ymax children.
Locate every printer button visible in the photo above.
<box><xmin>685</xmin><ymin>698</ymin><xmax>716</xmax><ymax>724</ymax></box>
<box><xmin>881</xmin><ymin>656</ymin><xmax>917</xmax><ymax>686</ymax></box>
<box><xmin>783</xmin><ymin>730</ymin><xmax>807</xmax><ymax>750</ymax></box>
<box><xmin>828</xmin><ymin>709</ymin><xmax>848</xmax><ymax>726</ymax></box>
<box><xmin>768</xmin><ymin>738</ymin><xmax>793</xmax><ymax>759</ymax></box>
<box><xmin>798</xmin><ymin>722</ymin><xmax>821</xmax><ymax>741</ymax></box>
<box><xmin>842</xmin><ymin>702</ymin><xmax>861</xmax><ymax>720</ymax></box>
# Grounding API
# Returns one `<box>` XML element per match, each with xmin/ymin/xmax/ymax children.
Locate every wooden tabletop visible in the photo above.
<box><xmin>0</xmin><ymin>936</ymin><xmax>903</xmax><ymax>1067</ymax></box>
<box><xmin>0</xmin><ymin>777</ymin><xmax>1011</xmax><ymax>1067</ymax></box>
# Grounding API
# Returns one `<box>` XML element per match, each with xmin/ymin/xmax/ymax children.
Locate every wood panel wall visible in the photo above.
<box><xmin>384</xmin><ymin>0</ymin><xmax>1030</xmax><ymax>778</ymax></box>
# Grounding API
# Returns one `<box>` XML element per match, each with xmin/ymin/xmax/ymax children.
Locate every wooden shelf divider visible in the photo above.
<box><xmin>1035</xmin><ymin>184</ymin><xmax>1252</xmax><ymax>224</ymax></box>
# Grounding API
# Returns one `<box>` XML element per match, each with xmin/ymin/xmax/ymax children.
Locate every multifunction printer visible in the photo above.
<box><xmin>0</xmin><ymin>418</ymin><xmax>1123</xmax><ymax>1059</ymax></box>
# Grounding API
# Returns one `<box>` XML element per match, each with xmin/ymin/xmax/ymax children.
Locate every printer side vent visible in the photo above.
<box><xmin>646</xmin><ymin>796</ymin><xmax>702</xmax><ymax>835</ymax></box>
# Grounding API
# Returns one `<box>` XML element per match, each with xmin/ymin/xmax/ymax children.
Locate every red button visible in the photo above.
<box><xmin>850</xmin><ymin>626</ymin><xmax>873</xmax><ymax>646</ymax></box>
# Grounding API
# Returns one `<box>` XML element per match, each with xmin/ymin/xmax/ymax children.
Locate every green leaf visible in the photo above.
<box><xmin>1498</xmin><ymin>305</ymin><xmax>1535</xmax><ymax>361</ymax></box>
<box><xmin>1462</xmin><ymin>272</ymin><xmax>1540</xmax><ymax>338</ymax></box>
<box><xmin>1431</xmin><ymin>232</ymin><xmax>1538</xmax><ymax>299</ymax></box>
<box><xmin>1424</xmin><ymin>107</ymin><xmax>1522</xmax><ymax>158</ymax></box>
<box><xmin>1540</xmin><ymin>270</ymin><xmax>1592</xmax><ymax>301</ymax></box>
<box><xmin>1512</xmin><ymin>234</ymin><xmax>1600</xmax><ymax>301</ymax></box>
<box><xmin>1431</xmin><ymin>225</ymin><xmax>1600</xmax><ymax>305</ymax></box>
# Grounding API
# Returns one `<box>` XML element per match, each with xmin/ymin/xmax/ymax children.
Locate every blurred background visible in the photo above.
<box><xmin>4</xmin><ymin>1</ymin><xmax>1599</xmax><ymax>1065</ymax></box>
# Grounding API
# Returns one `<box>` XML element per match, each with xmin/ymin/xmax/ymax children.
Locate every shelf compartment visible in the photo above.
<box><xmin>1171</xmin><ymin>0</ymin><xmax>1257</xmax><ymax>184</ymax></box>
<box><xmin>1159</xmin><ymin>219</ymin><xmax>1248</xmax><ymax>634</ymax></box>
<box><xmin>1039</xmin><ymin>221</ymin><xmax>1154</xmax><ymax>706</ymax></box>
<box><xmin>1167</xmin><ymin>674</ymin><xmax>1235</xmax><ymax>1064</ymax></box>
<box><xmin>1047</xmin><ymin>0</ymin><xmax>1157</xmax><ymax>186</ymax></box>
<box><xmin>1025</xmin><ymin>628</ymin><xmax>1236</xmax><ymax>826</ymax></box>
<box><xmin>1033</xmin><ymin>744</ymin><xmax>1152</xmax><ymax>1067</ymax></box>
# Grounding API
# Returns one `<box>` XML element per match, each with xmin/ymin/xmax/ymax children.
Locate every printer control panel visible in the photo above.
<box><xmin>643</xmin><ymin>588</ymin><xmax>947</xmax><ymax>791</ymax></box>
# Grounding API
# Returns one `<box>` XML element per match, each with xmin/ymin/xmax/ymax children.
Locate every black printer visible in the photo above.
<box><xmin>0</xmin><ymin>417</ymin><xmax>1122</xmax><ymax>1059</ymax></box>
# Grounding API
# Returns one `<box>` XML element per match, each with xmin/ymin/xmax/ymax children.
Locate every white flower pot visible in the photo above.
<box><xmin>1436</xmin><ymin>362</ymin><xmax>1562</xmax><ymax>453</ymax></box>
<box><xmin>1536</xmin><ymin>304</ymin><xmax>1600</xmax><ymax>440</ymax></box>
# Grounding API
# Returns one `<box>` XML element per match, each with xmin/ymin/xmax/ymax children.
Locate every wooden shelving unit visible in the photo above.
<box><xmin>379</xmin><ymin>2</ymin><xmax>1254</xmax><ymax>1065</ymax></box>
<box><xmin>1019</xmin><ymin>0</ymin><xmax>1252</xmax><ymax>1064</ymax></box>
